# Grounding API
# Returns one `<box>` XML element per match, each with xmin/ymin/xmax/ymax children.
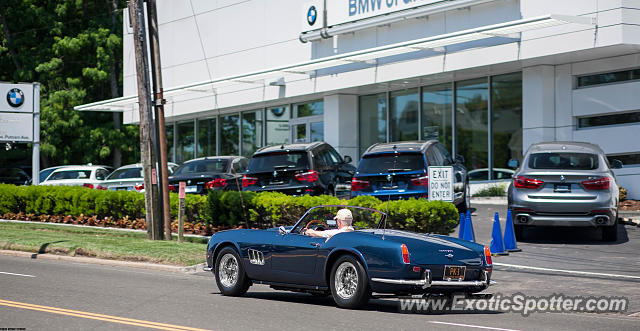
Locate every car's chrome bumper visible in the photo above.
<box><xmin>203</xmin><ymin>266</ymin><xmax>212</xmax><ymax>271</ymax></box>
<box><xmin>372</xmin><ymin>270</ymin><xmax>493</xmax><ymax>289</ymax></box>
<box><xmin>514</xmin><ymin>213</ymin><xmax>614</xmax><ymax>227</ymax></box>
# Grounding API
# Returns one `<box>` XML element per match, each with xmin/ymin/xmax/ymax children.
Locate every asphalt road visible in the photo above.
<box><xmin>0</xmin><ymin>204</ymin><xmax>639</xmax><ymax>331</ymax></box>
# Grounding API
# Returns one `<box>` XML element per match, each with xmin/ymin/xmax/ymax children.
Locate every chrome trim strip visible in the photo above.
<box><xmin>203</xmin><ymin>267</ymin><xmax>213</xmax><ymax>271</ymax></box>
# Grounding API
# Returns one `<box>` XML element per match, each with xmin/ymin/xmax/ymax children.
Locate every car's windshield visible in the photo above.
<box><xmin>173</xmin><ymin>159</ymin><xmax>229</xmax><ymax>175</ymax></box>
<box><xmin>248</xmin><ymin>152</ymin><xmax>309</xmax><ymax>173</ymax></box>
<box><xmin>528</xmin><ymin>153</ymin><xmax>598</xmax><ymax>170</ymax></box>
<box><xmin>47</xmin><ymin>170</ymin><xmax>92</xmax><ymax>180</ymax></box>
<box><xmin>357</xmin><ymin>153</ymin><xmax>425</xmax><ymax>173</ymax></box>
<box><xmin>291</xmin><ymin>206</ymin><xmax>384</xmax><ymax>234</ymax></box>
<box><xmin>107</xmin><ymin>167</ymin><xmax>142</xmax><ymax>180</ymax></box>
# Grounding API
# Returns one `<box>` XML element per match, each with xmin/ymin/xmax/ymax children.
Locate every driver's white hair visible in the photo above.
<box><xmin>335</xmin><ymin>208</ymin><xmax>353</xmax><ymax>225</ymax></box>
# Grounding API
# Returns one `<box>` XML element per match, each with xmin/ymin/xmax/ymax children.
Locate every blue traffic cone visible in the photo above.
<box><xmin>462</xmin><ymin>211</ymin><xmax>475</xmax><ymax>242</ymax></box>
<box><xmin>458</xmin><ymin>213</ymin><xmax>466</xmax><ymax>239</ymax></box>
<box><xmin>503</xmin><ymin>210</ymin><xmax>521</xmax><ymax>252</ymax></box>
<box><xmin>490</xmin><ymin>212</ymin><xmax>508</xmax><ymax>256</ymax></box>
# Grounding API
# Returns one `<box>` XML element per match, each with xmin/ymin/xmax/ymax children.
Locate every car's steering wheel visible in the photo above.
<box><xmin>303</xmin><ymin>219</ymin><xmax>327</xmax><ymax>232</ymax></box>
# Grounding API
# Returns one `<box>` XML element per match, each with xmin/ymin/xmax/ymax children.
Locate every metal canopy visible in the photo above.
<box><xmin>75</xmin><ymin>14</ymin><xmax>595</xmax><ymax>113</ymax></box>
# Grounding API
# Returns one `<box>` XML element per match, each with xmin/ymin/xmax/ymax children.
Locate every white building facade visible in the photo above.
<box><xmin>78</xmin><ymin>0</ymin><xmax>640</xmax><ymax>198</ymax></box>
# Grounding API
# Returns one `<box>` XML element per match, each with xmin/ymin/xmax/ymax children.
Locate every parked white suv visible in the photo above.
<box><xmin>40</xmin><ymin>165</ymin><xmax>111</xmax><ymax>188</ymax></box>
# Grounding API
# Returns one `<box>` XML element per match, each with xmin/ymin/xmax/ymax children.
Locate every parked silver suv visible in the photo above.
<box><xmin>507</xmin><ymin>141</ymin><xmax>622</xmax><ymax>241</ymax></box>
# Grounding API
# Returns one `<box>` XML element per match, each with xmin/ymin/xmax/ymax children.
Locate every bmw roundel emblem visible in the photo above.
<box><xmin>6</xmin><ymin>88</ymin><xmax>24</xmax><ymax>108</ymax></box>
<box><xmin>271</xmin><ymin>107</ymin><xmax>285</xmax><ymax>117</ymax></box>
<box><xmin>307</xmin><ymin>5</ymin><xmax>317</xmax><ymax>26</ymax></box>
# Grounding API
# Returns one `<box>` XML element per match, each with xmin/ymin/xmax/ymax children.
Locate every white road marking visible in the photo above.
<box><xmin>0</xmin><ymin>271</ymin><xmax>36</xmax><ymax>278</ymax></box>
<box><xmin>429</xmin><ymin>321</ymin><xmax>521</xmax><ymax>331</ymax></box>
<box><xmin>494</xmin><ymin>262</ymin><xmax>640</xmax><ymax>280</ymax></box>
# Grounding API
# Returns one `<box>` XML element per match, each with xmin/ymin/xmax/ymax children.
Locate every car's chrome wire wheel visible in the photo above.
<box><xmin>218</xmin><ymin>253</ymin><xmax>239</xmax><ymax>288</ymax></box>
<box><xmin>335</xmin><ymin>262</ymin><xmax>358</xmax><ymax>300</ymax></box>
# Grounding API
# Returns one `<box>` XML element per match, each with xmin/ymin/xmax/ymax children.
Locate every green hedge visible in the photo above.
<box><xmin>0</xmin><ymin>184</ymin><xmax>460</xmax><ymax>234</ymax></box>
<box><xmin>206</xmin><ymin>191</ymin><xmax>459</xmax><ymax>234</ymax></box>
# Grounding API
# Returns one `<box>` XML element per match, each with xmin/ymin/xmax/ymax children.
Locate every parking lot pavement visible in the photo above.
<box><xmin>455</xmin><ymin>203</ymin><xmax>640</xmax><ymax>312</ymax></box>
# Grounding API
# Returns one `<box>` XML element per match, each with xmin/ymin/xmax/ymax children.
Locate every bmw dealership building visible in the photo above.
<box><xmin>77</xmin><ymin>0</ymin><xmax>640</xmax><ymax>198</ymax></box>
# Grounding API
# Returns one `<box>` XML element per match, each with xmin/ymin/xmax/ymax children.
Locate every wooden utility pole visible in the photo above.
<box><xmin>129</xmin><ymin>0</ymin><xmax>162</xmax><ymax>240</ymax></box>
<box><xmin>146</xmin><ymin>0</ymin><xmax>172</xmax><ymax>240</ymax></box>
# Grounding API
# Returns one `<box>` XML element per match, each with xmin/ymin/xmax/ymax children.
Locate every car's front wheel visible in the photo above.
<box><xmin>214</xmin><ymin>247</ymin><xmax>250</xmax><ymax>296</ymax></box>
<box><xmin>329</xmin><ymin>255</ymin><xmax>370</xmax><ymax>309</ymax></box>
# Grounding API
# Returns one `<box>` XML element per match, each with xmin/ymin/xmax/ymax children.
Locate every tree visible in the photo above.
<box><xmin>0</xmin><ymin>0</ymin><xmax>138</xmax><ymax>168</ymax></box>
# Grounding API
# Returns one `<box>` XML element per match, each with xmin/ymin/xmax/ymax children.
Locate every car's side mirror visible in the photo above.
<box><xmin>611</xmin><ymin>159</ymin><xmax>623</xmax><ymax>169</ymax></box>
<box><xmin>507</xmin><ymin>158</ymin><xmax>519</xmax><ymax>168</ymax></box>
<box><xmin>278</xmin><ymin>226</ymin><xmax>288</xmax><ymax>235</ymax></box>
<box><xmin>455</xmin><ymin>154</ymin><xmax>465</xmax><ymax>164</ymax></box>
<box><xmin>343</xmin><ymin>155</ymin><xmax>352</xmax><ymax>164</ymax></box>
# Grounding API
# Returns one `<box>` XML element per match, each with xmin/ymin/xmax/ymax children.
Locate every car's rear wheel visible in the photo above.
<box><xmin>602</xmin><ymin>222</ymin><xmax>618</xmax><ymax>242</ymax></box>
<box><xmin>215</xmin><ymin>247</ymin><xmax>250</xmax><ymax>296</ymax></box>
<box><xmin>329</xmin><ymin>255</ymin><xmax>370</xmax><ymax>309</ymax></box>
<box><xmin>514</xmin><ymin>224</ymin><xmax>524</xmax><ymax>241</ymax></box>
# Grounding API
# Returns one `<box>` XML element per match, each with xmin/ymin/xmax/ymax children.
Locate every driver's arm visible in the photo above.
<box><xmin>303</xmin><ymin>228</ymin><xmax>322</xmax><ymax>237</ymax></box>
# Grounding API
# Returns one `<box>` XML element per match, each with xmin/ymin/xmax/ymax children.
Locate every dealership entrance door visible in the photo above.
<box><xmin>289</xmin><ymin>115</ymin><xmax>323</xmax><ymax>143</ymax></box>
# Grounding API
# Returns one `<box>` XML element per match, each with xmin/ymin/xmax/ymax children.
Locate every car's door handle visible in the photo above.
<box><xmin>310</xmin><ymin>242</ymin><xmax>321</xmax><ymax>247</ymax></box>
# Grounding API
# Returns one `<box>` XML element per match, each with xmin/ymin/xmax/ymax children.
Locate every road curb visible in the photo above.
<box><xmin>471</xmin><ymin>197</ymin><xmax>508</xmax><ymax>205</ymax></box>
<box><xmin>0</xmin><ymin>249</ymin><xmax>204</xmax><ymax>273</ymax></box>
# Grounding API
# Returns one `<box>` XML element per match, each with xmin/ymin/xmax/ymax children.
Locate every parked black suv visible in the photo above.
<box><xmin>351</xmin><ymin>141</ymin><xmax>470</xmax><ymax>212</ymax></box>
<box><xmin>168</xmin><ymin>156</ymin><xmax>248</xmax><ymax>194</ymax></box>
<box><xmin>242</xmin><ymin>142</ymin><xmax>355</xmax><ymax>196</ymax></box>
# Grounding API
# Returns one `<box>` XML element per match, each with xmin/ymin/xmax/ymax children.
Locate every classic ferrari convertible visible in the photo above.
<box><xmin>204</xmin><ymin>205</ymin><xmax>493</xmax><ymax>308</ymax></box>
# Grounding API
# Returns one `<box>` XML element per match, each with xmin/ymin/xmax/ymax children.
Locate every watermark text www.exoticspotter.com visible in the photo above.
<box><xmin>399</xmin><ymin>293</ymin><xmax>628</xmax><ymax>316</ymax></box>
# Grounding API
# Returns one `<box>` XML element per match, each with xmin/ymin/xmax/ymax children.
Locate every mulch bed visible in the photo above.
<box><xmin>620</xmin><ymin>200</ymin><xmax>640</xmax><ymax>211</ymax></box>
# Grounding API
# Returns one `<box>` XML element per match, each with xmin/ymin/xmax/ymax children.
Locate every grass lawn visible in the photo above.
<box><xmin>0</xmin><ymin>222</ymin><xmax>207</xmax><ymax>266</ymax></box>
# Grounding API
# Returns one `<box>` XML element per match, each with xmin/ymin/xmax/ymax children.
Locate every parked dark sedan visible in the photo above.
<box><xmin>168</xmin><ymin>156</ymin><xmax>248</xmax><ymax>194</ymax></box>
<box><xmin>205</xmin><ymin>205</ymin><xmax>493</xmax><ymax>309</ymax></box>
<box><xmin>0</xmin><ymin>168</ymin><xmax>31</xmax><ymax>185</ymax></box>
<box><xmin>351</xmin><ymin>141</ymin><xmax>470</xmax><ymax>212</ymax></box>
<box><xmin>241</xmin><ymin>142</ymin><xmax>355</xmax><ymax>196</ymax></box>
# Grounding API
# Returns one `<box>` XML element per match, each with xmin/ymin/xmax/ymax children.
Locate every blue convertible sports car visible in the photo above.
<box><xmin>205</xmin><ymin>205</ymin><xmax>493</xmax><ymax>309</ymax></box>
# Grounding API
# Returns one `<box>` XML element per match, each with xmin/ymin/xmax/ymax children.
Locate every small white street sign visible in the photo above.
<box><xmin>0</xmin><ymin>113</ymin><xmax>33</xmax><ymax>142</ymax></box>
<box><xmin>428</xmin><ymin>166</ymin><xmax>454</xmax><ymax>202</ymax></box>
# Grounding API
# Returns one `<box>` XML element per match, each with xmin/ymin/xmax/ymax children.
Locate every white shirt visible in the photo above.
<box><xmin>314</xmin><ymin>226</ymin><xmax>354</xmax><ymax>238</ymax></box>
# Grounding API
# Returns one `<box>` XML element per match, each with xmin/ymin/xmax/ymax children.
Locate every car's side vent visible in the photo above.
<box><xmin>248</xmin><ymin>249</ymin><xmax>265</xmax><ymax>265</ymax></box>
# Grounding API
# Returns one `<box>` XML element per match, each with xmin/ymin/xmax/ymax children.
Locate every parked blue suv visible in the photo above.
<box><xmin>351</xmin><ymin>141</ymin><xmax>470</xmax><ymax>212</ymax></box>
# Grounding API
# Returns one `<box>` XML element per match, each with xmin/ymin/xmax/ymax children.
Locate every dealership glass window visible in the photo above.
<box><xmin>491</xmin><ymin>72</ymin><xmax>523</xmax><ymax>172</ymax></box>
<box><xmin>266</xmin><ymin>106</ymin><xmax>290</xmax><ymax>145</ymax></box>
<box><xmin>241</xmin><ymin>110</ymin><xmax>263</xmax><ymax>157</ymax></box>
<box><xmin>577</xmin><ymin>111</ymin><xmax>640</xmax><ymax>128</ymax></box>
<box><xmin>166</xmin><ymin>124</ymin><xmax>174</xmax><ymax>162</ymax></box>
<box><xmin>576</xmin><ymin>68</ymin><xmax>640</xmax><ymax>88</ymax></box>
<box><xmin>310</xmin><ymin>121</ymin><xmax>324</xmax><ymax>142</ymax></box>
<box><xmin>293</xmin><ymin>100</ymin><xmax>324</xmax><ymax>117</ymax></box>
<box><xmin>390</xmin><ymin>88</ymin><xmax>419</xmax><ymax>141</ymax></box>
<box><xmin>220</xmin><ymin>114</ymin><xmax>239</xmax><ymax>156</ymax></box>
<box><xmin>421</xmin><ymin>84</ymin><xmax>452</xmax><ymax>151</ymax></box>
<box><xmin>607</xmin><ymin>153</ymin><xmax>640</xmax><ymax>167</ymax></box>
<box><xmin>455</xmin><ymin>78</ymin><xmax>488</xmax><ymax>174</ymax></box>
<box><xmin>176</xmin><ymin>121</ymin><xmax>195</xmax><ymax>164</ymax></box>
<box><xmin>359</xmin><ymin>93</ymin><xmax>387</xmax><ymax>155</ymax></box>
<box><xmin>197</xmin><ymin>118</ymin><xmax>216</xmax><ymax>157</ymax></box>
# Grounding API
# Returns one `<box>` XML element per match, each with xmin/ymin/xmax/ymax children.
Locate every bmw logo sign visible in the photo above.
<box><xmin>271</xmin><ymin>107</ymin><xmax>285</xmax><ymax>117</ymax></box>
<box><xmin>307</xmin><ymin>5</ymin><xmax>317</xmax><ymax>26</ymax></box>
<box><xmin>6</xmin><ymin>88</ymin><xmax>24</xmax><ymax>108</ymax></box>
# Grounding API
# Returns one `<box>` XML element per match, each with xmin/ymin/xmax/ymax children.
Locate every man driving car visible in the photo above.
<box><xmin>303</xmin><ymin>208</ymin><xmax>354</xmax><ymax>238</ymax></box>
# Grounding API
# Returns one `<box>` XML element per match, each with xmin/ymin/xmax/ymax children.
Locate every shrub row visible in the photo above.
<box><xmin>0</xmin><ymin>184</ymin><xmax>460</xmax><ymax>234</ymax></box>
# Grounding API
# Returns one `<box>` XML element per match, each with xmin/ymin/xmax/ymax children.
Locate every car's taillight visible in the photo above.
<box><xmin>582</xmin><ymin>177</ymin><xmax>610</xmax><ymax>190</ymax></box>
<box><xmin>410</xmin><ymin>175</ymin><xmax>429</xmax><ymax>187</ymax></box>
<box><xmin>83</xmin><ymin>183</ymin><xmax>94</xmax><ymax>189</ymax></box>
<box><xmin>484</xmin><ymin>246</ymin><xmax>492</xmax><ymax>266</ymax></box>
<box><xmin>134</xmin><ymin>184</ymin><xmax>144</xmax><ymax>191</ymax></box>
<box><xmin>513</xmin><ymin>176</ymin><xmax>544</xmax><ymax>189</ymax></box>
<box><xmin>96</xmin><ymin>185</ymin><xmax>107</xmax><ymax>190</ymax></box>
<box><xmin>205</xmin><ymin>178</ymin><xmax>227</xmax><ymax>189</ymax></box>
<box><xmin>295</xmin><ymin>170</ymin><xmax>319</xmax><ymax>182</ymax></box>
<box><xmin>242</xmin><ymin>175</ymin><xmax>258</xmax><ymax>188</ymax></box>
<box><xmin>168</xmin><ymin>184</ymin><xmax>176</xmax><ymax>192</ymax></box>
<box><xmin>350</xmin><ymin>179</ymin><xmax>370</xmax><ymax>191</ymax></box>
<box><xmin>401</xmin><ymin>244</ymin><xmax>410</xmax><ymax>264</ymax></box>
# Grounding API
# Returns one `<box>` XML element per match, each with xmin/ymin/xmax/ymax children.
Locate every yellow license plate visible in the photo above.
<box><xmin>444</xmin><ymin>265</ymin><xmax>466</xmax><ymax>280</ymax></box>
